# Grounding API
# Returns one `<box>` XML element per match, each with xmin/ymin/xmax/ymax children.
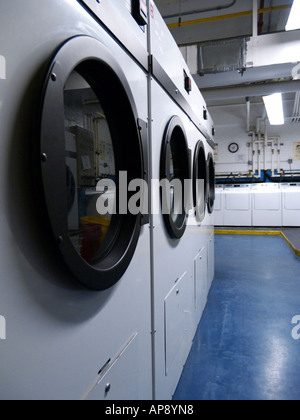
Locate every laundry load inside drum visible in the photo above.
<box><xmin>79</xmin><ymin>216</ymin><xmax>111</xmax><ymax>261</ymax></box>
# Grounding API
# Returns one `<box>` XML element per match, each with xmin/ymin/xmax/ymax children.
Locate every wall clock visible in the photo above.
<box><xmin>228</xmin><ymin>142</ymin><xmax>239</xmax><ymax>153</ymax></box>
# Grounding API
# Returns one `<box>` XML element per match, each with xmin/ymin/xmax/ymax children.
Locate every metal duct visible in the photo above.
<box><xmin>246</xmin><ymin>97</ymin><xmax>251</xmax><ymax>132</ymax></box>
<box><xmin>198</xmin><ymin>38</ymin><xmax>247</xmax><ymax>75</ymax></box>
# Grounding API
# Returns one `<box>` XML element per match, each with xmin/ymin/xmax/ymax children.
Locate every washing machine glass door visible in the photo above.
<box><xmin>207</xmin><ymin>153</ymin><xmax>215</xmax><ymax>214</ymax></box>
<box><xmin>160</xmin><ymin>116</ymin><xmax>190</xmax><ymax>239</ymax></box>
<box><xmin>193</xmin><ymin>140</ymin><xmax>207</xmax><ymax>223</ymax></box>
<box><xmin>38</xmin><ymin>36</ymin><xmax>148</xmax><ymax>291</ymax></box>
<box><xmin>64</xmin><ymin>70</ymin><xmax>117</xmax><ymax>264</ymax></box>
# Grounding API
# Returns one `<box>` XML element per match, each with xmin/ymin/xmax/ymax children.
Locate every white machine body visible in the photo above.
<box><xmin>0</xmin><ymin>0</ymin><xmax>152</xmax><ymax>400</ymax></box>
<box><xmin>223</xmin><ymin>184</ymin><xmax>252</xmax><ymax>227</ymax></box>
<box><xmin>214</xmin><ymin>185</ymin><xmax>224</xmax><ymax>226</ymax></box>
<box><xmin>252</xmin><ymin>183</ymin><xmax>282</xmax><ymax>227</ymax></box>
<box><xmin>281</xmin><ymin>183</ymin><xmax>300</xmax><ymax>227</ymax></box>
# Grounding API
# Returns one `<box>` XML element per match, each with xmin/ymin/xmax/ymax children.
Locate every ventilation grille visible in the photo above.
<box><xmin>198</xmin><ymin>38</ymin><xmax>247</xmax><ymax>75</ymax></box>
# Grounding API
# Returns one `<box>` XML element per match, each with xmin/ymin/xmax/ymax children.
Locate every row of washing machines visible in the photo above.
<box><xmin>215</xmin><ymin>183</ymin><xmax>300</xmax><ymax>227</ymax></box>
<box><xmin>0</xmin><ymin>0</ymin><xmax>215</xmax><ymax>400</ymax></box>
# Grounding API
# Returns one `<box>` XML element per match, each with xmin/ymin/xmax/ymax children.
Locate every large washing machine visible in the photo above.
<box><xmin>0</xmin><ymin>0</ymin><xmax>152</xmax><ymax>400</ymax></box>
<box><xmin>281</xmin><ymin>183</ymin><xmax>300</xmax><ymax>227</ymax></box>
<box><xmin>148</xmin><ymin>1</ymin><xmax>215</xmax><ymax>400</ymax></box>
<box><xmin>252</xmin><ymin>183</ymin><xmax>282</xmax><ymax>227</ymax></box>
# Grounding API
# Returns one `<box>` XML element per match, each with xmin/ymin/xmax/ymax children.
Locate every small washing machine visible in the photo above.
<box><xmin>149</xmin><ymin>79</ymin><xmax>195</xmax><ymax>402</ymax></box>
<box><xmin>191</xmin><ymin>123</ymin><xmax>215</xmax><ymax>336</ymax></box>
<box><xmin>214</xmin><ymin>185</ymin><xmax>225</xmax><ymax>226</ymax></box>
<box><xmin>0</xmin><ymin>0</ymin><xmax>152</xmax><ymax>400</ymax></box>
<box><xmin>223</xmin><ymin>184</ymin><xmax>252</xmax><ymax>226</ymax></box>
<box><xmin>281</xmin><ymin>183</ymin><xmax>300</xmax><ymax>227</ymax></box>
<box><xmin>206</xmin><ymin>152</ymin><xmax>216</xmax><ymax>225</ymax></box>
<box><xmin>148</xmin><ymin>0</ymin><xmax>215</xmax><ymax>400</ymax></box>
<box><xmin>252</xmin><ymin>183</ymin><xmax>282</xmax><ymax>227</ymax></box>
<box><xmin>206</xmin><ymin>152</ymin><xmax>215</xmax><ymax>290</ymax></box>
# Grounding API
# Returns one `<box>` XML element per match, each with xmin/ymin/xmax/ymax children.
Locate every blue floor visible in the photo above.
<box><xmin>174</xmin><ymin>234</ymin><xmax>300</xmax><ymax>400</ymax></box>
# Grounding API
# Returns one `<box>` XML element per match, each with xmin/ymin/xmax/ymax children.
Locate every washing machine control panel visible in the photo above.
<box><xmin>132</xmin><ymin>0</ymin><xmax>148</xmax><ymax>26</ymax></box>
<box><xmin>78</xmin><ymin>0</ymin><xmax>148</xmax><ymax>70</ymax></box>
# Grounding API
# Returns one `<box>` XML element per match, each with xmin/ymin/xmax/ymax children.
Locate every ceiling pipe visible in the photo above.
<box><xmin>258</xmin><ymin>0</ymin><xmax>265</xmax><ymax>35</ymax></box>
<box><xmin>246</xmin><ymin>97</ymin><xmax>251</xmax><ymax>132</ymax></box>
<box><xmin>162</xmin><ymin>0</ymin><xmax>237</xmax><ymax>20</ymax></box>
<box><xmin>167</xmin><ymin>4</ymin><xmax>291</xmax><ymax>29</ymax></box>
<box><xmin>202</xmin><ymin>80</ymin><xmax>300</xmax><ymax>101</ymax></box>
<box><xmin>253</xmin><ymin>0</ymin><xmax>258</xmax><ymax>38</ymax></box>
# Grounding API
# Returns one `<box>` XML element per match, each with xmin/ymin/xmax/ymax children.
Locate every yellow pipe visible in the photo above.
<box><xmin>168</xmin><ymin>4</ymin><xmax>291</xmax><ymax>29</ymax></box>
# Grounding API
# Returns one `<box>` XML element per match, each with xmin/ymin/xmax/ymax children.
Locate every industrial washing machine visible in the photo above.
<box><xmin>0</xmin><ymin>0</ymin><xmax>152</xmax><ymax>400</ymax></box>
<box><xmin>252</xmin><ymin>183</ymin><xmax>282</xmax><ymax>227</ymax></box>
<box><xmin>192</xmin><ymin>138</ymin><xmax>215</xmax><ymax>333</ymax></box>
<box><xmin>223</xmin><ymin>184</ymin><xmax>252</xmax><ymax>227</ymax></box>
<box><xmin>148</xmin><ymin>1</ymin><xmax>215</xmax><ymax>400</ymax></box>
<box><xmin>281</xmin><ymin>183</ymin><xmax>300</xmax><ymax>227</ymax></box>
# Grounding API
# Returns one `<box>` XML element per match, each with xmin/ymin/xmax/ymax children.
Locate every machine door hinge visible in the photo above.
<box><xmin>138</xmin><ymin>118</ymin><xmax>150</xmax><ymax>226</ymax></box>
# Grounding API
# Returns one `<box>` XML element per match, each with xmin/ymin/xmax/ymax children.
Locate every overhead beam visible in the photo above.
<box><xmin>202</xmin><ymin>79</ymin><xmax>300</xmax><ymax>102</ymax></box>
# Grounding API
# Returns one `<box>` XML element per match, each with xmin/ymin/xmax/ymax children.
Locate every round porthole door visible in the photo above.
<box><xmin>160</xmin><ymin>116</ymin><xmax>190</xmax><ymax>240</ymax></box>
<box><xmin>207</xmin><ymin>153</ymin><xmax>215</xmax><ymax>214</ymax></box>
<box><xmin>37</xmin><ymin>36</ymin><xmax>148</xmax><ymax>291</ymax></box>
<box><xmin>193</xmin><ymin>140</ymin><xmax>208</xmax><ymax>223</ymax></box>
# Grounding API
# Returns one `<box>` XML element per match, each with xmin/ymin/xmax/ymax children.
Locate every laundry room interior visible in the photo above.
<box><xmin>1</xmin><ymin>0</ymin><xmax>300</xmax><ymax>402</ymax></box>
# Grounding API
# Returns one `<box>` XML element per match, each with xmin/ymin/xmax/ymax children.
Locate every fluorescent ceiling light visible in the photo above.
<box><xmin>263</xmin><ymin>93</ymin><xmax>285</xmax><ymax>125</ymax></box>
<box><xmin>286</xmin><ymin>0</ymin><xmax>300</xmax><ymax>31</ymax></box>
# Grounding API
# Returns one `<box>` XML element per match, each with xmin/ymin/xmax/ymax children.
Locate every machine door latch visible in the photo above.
<box><xmin>184</xmin><ymin>70</ymin><xmax>192</xmax><ymax>94</ymax></box>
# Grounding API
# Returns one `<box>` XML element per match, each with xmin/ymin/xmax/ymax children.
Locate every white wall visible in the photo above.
<box><xmin>210</xmin><ymin>99</ymin><xmax>300</xmax><ymax>175</ymax></box>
